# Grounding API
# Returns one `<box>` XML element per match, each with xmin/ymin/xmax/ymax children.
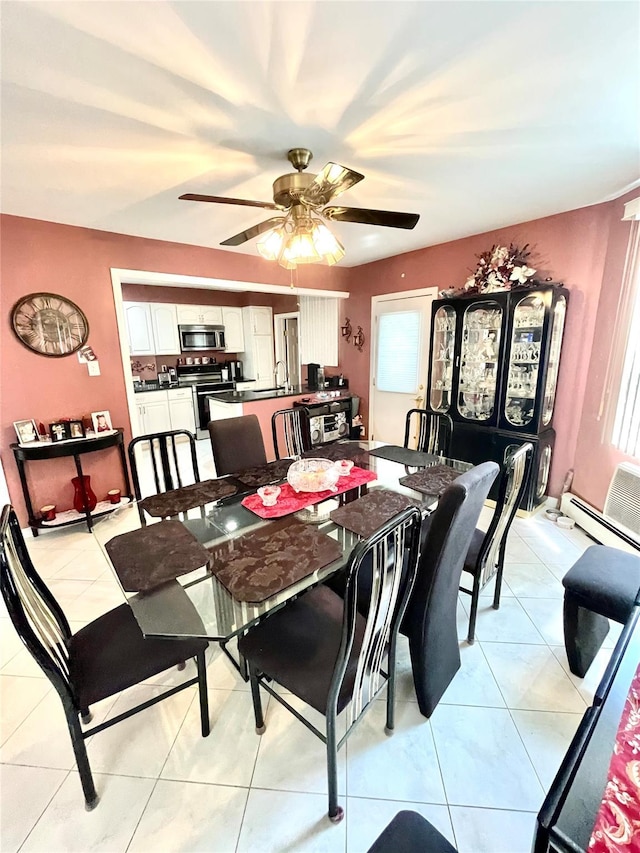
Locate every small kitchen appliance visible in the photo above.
<box><xmin>227</xmin><ymin>360</ymin><xmax>244</xmax><ymax>381</ymax></box>
<box><xmin>307</xmin><ymin>363</ymin><xmax>323</xmax><ymax>390</ymax></box>
<box><xmin>179</xmin><ymin>324</ymin><xmax>226</xmax><ymax>352</ymax></box>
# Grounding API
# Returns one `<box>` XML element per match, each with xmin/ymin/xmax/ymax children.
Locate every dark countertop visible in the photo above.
<box><xmin>209</xmin><ymin>385</ymin><xmax>351</xmax><ymax>404</ymax></box>
<box><xmin>132</xmin><ymin>382</ymin><xmax>179</xmax><ymax>393</ymax></box>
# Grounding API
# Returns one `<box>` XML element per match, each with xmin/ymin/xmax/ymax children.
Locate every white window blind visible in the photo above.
<box><xmin>376</xmin><ymin>310</ymin><xmax>421</xmax><ymax>393</ymax></box>
<box><xmin>299</xmin><ymin>296</ymin><xmax>339</xmax><ymax>366</ymax></box>
<box><xmin>612</xmin><ymin>224</ymin><xmax>640</xmax><ymax>457</ymax></box>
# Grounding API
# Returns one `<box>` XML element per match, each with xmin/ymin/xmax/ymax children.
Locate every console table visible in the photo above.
<box><xmin>11</xmin><ymin>429</ymin><xmax>133</xmax><ymax>536</ymax></box>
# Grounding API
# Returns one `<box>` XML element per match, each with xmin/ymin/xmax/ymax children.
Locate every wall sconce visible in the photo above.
<box><xmin>341</xmin><ymin>318</ymin><xmax>352</xmax><ymax>342</ymax></box>
<box><xmin>353</xmin><ymin>326</ymin><xmax>365</xmax><ymax>352</ymax></box>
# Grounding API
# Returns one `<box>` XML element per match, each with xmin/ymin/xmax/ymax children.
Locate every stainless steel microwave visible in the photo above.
<box><xmin>178</xmin><ymin>324</ymin><xmax>226</xmax><ymax>352</ymax></box>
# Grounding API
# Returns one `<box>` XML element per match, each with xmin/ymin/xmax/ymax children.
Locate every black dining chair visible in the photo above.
<box><xmin>0</xmin><ymin>504</ymin><xmax>210</xmax><ymax>810</ymax></box>
<box><xmin>367</xmin><ymin>810</ymin><xmax>457</xmax><ymax>853</ymax></box>
<box><xmin>128</xmin><ymin>429</ymin><xmax>200</xmax><ymax>524</ymax></box>
<box><xmin>401</xmin><ymin>461</ymin><xmax>499</xmax><ymax>717</ymax></box>
<box><xmin>403</xmin><ymin>408</ymin><xmax>453</xmax><ymax>456</ymax></box>
<box><xmin>459</xmin><ymin>442</ymin><xmax>534</xmax><ymax>643</ymax></box>
<box><xmin>271</xmin><ymin>407</ymin><xmax>312</xmax><ymax>459</ymax></box>
<box><xmin>238</xmin><ymin>506</ymin><xmax>423</xmax><ymax>823</ymax></box>
<box><xmin>208</xmin><ymin>414</ymin><xmax>267</xmax><ymax>476</ymax></box>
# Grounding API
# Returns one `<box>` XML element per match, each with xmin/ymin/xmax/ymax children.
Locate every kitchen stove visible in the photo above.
<box><xmin>176</xmin><ymin>364</ymin><xmax>234</xmax><ymax>439</ymax></box>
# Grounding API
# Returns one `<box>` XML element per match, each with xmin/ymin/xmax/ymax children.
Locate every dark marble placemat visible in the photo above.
<box><xmin>368</xmin><ymin>445</ymin><xmax>442</xmax><ymax>467</ymax></box>
<box><xmin>105</xmin><ymin>520</ymin><xmax>211</xmax><ymax>592</ymax></box>
<box><xmin>233</xmin><ymin>459</ymin><xmax>293</xmax><ymax>488</ymax></box>
<box><xmin>329</xmin><ymin>489</ymin><xmax>422</xmax><ymax>538</ymax></box>
<box><xmin>302</xmin><ymin>442</ymin><xmax>371</xmax><ymax>463</ymax></box>
<box><xmin>139</xmin><ymin>478</ymin><xmax>238</xmax><ymax>517</ymax></box>
<box><xmin>399</xmin><ymin>464</ymin><xmax>460</xmax><ymax>496</ymax></box>
<box><xmin>207</xmin><ymin>519</ymin><xmax>342</xmax><ymax>603</ymax></box>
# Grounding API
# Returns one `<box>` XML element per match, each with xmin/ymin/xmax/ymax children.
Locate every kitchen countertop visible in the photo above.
<box><xmin>209</xmin><ymin>386</ymin><xmax>351</xmax><ymax>404</ymax></box>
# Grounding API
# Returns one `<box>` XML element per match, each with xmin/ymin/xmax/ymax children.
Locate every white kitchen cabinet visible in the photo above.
<box><xmin>222</xmin><ymin>306</ymin><xmax>244</xmax><ymax>352</ymax></box>
<box><xmin>135</xmin><ymin>390</ymin><xmax>171</xmax><ymax>435</ymax></box>
<box><xmin>245</xmin><ymin>305</ymin><xmax>273</xmax><ymax>336</ymax></box>
<box><xmin>208</xmin><ymin>397</ymin><xmax>243</xmax><ymax>423</ymax></box>
<box><xmin>167</xmin><ymin>387</ymin><xmax>196</xmax><ymax>433</ymax></box>
<box><xmin>241</xmin><ymin>306</ymin><xmax>275</xmax><ymax>389</ymax></box>
<box><xmin>176</xmin><ymin>305</ymin><xmax>223</xmax><ymax>325</ymax></box>
<box><xmin>149</xmin><ymin>303</ymin><xmax>180</xmax><ymax>354</ymax></box>
<box><xmin>124</xmin><ymin>302</ymin><xmax>155</xmax><ymax>355</ymax></box>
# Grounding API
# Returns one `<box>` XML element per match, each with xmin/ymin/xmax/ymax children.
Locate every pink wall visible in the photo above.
<box><xmin>340</xmin><ymin>204</ymin><xmax>617</xmax><ymax>499</ymax></box>
<box><xmin>0</xmin><ymin>215</ymin><xmax>349</xmax><ymax>526</ymax></box>
<box><xmin>572</xmin><ymin>191</ymin><xmax>637</xmax><ymax>509</ymax></box>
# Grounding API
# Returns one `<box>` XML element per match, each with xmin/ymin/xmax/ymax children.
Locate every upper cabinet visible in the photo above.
<box><xmin>426</xmin><ymin>285</ymin><xmax>569</xmax><ymax>434</ymax></box>
<box><xmin>241</xmin><ymin>306</ymin><xmax>274</xmax><ymax>389</ymax></box>
<box><xmin>176</xmin><ymin>305</ymin><xmax>223</xmax><ymax>325</ymax></box>
<box><xmin>221</xmin><ymin>306</ymin><xmax>244</xmax><ymax>352</ymax></box>
<box><xmin>124</xmin><ymin>302</ymin><xmax>179</xmax><ymax>355</ymax></box>
<box><xmin>243</xmin><ymin>305</ymin><xmax>273</xmax><ymax>336</ymax></box>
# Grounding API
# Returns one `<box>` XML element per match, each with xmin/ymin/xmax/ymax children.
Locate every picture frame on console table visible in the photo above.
<box><xmin>91</xmin><ymin>410</ymin><xmax>112</xmax><ymax>433</ymax></box>
<box><xmin>13</xmin><ymin>419</ymin><xmax>40</xmax><ymax>444</ymax></box>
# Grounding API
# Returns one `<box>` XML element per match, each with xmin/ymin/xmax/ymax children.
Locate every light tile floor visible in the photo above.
<box><xmin>0</xmin><ymin>449</ymin><xmax>614</xmax><ymax>852</ymax></box>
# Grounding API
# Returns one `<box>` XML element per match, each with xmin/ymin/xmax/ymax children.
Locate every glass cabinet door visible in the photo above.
<box><xmin>429</xmin><ymin>305</ymin><xmax>456</xmax><ymax>412</ymax></box>
<box><xmin>457</xmin><ymin>301</ymin><xmax>502</xmax><ymax>421</ymax></box>
<box><xmin>504</xmin><ymin>294</ymin><xmax>546</xmax><ymax>428</ymax></box>
<box><xmin>542</xmin><ymin>295</ymin><xmax>567</xmax><ymax>426</ymax></box>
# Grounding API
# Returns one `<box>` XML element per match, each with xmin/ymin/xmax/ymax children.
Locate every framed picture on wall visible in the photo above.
<box><xmin>91</xmin><ymin>410</ymin><xmax>112</xmax><ymax>433</ymax></box>
<box><xmin>13</xmin><ymin>419</ymin><xmax>40</xmax><ymax>444</ymax></box>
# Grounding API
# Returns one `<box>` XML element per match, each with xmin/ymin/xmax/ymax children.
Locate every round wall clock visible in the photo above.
<box><xmin>11</xmin><ymin>292</ymin><xmax>90</xmax><ymax>357</ymax></box>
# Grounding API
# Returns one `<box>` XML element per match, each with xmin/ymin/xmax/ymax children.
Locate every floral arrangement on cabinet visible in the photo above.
<box><xmin>440</xmin><ymin>244</ymin><xmax>537</xmax><ymax>298</ymax></box>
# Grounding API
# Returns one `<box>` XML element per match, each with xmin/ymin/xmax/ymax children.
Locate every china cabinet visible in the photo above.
<box><xmin>427</xmin><ymin>284</ymin><xmax>568</xmax><ymax>510</ymax></box>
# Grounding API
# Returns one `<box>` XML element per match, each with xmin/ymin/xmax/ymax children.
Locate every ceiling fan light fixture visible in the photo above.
<box><xmin>257</xmin><ymin>226</ymin><xmax>285</xmax><ymax>261</ymax></box>
<box><xmin>312</xmin><ymin>222</ymin><xmax>345</xmax><ymax>265</ymax></box>
<box><xmin>282</xmin><ymin>228</ymin><xmax>322</xmax><ymax>266</ymax></box>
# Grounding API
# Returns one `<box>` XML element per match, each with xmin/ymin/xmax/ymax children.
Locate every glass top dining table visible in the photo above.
<box><xmin>92</xmin><ymin>441</ymin><xmax>472</xmax><ymax>645</ymax></box>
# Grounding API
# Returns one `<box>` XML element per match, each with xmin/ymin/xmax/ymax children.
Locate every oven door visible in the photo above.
<box><xmin>192</xmin><ymin>384</ymin><xmax>234</xmax><ymax>438</ymax></box>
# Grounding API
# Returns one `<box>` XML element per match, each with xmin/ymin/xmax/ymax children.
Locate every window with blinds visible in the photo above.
<box><xmin>299</xmin><ymin>296</ymin><xmax>339</xmax><ymax>366</ymax></box>
<box><xmin>376</xmin><ymin>310</ymin><xmax>421</xmax><ymax>393</ymax></box>
<box><xmin>612</xmin><ymin>258</ymin><xmax>640</xmax><ymax>457</ymax></box>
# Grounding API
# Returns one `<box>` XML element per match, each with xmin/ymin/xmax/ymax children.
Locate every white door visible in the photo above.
<box><xmin>254</xmin><ymin>335</ymin><xmax>275</xmax><ymax>388</ymax></box>
<box><xmin>222</xmin><ymin>307</ymin><xmax>245</xmax><ymax>352</ymax></box>
<box><xmin>150</xmin><ymin>304</ymin><xmax>180</xmax><ymax>354</ymax></box>
<box><xmin>124</xmin><ymin>303</ymin><xmax>154</xmax><ymax>355</ymax></box>
<box><xmin>369</xmin><ymin>290</ymin><xmax>437</xmax><ymax>446</ymax></box>
<box><xmin>200</xmin><ymin>306</ymin><xmax>223</xmax><ymax>325</ymax></box>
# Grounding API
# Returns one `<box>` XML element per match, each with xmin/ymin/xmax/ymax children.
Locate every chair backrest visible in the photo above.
<box><xmin>208</xmin><ymin>414</ymin><xmax>267</xmax><ymax>476</ymax></box>
<box><xmin>128</xmin><ymin>430</ymin><xmax>200</xmax><ymax>522</ymax></box>
<box><xmin>474</xmin><ymin>442</ymin><xmax>534</xmax><ymax>587</ymax></box>
<box><xmin>328</xmin><ymin>506</ymin><xmax>422</xmax><ymax>726</ymax></box>
<box><xmin>271</xmin><ymin>407</ymin><xmax>312</xmax><ymax>459</ymax></box>
<box><xmin>403</xmin><ymin>409</ymin><xmax>453</xmax><ymax>456</ymax></box>
<box><xmin>0</xmin><ymin>505</ymin><xmax>76</xmax><ymax>709</ymax></box>
<box><xmin>404</xmin><ymin>462</ymin><xmax>499</xmax><ymax>635</ymax></box>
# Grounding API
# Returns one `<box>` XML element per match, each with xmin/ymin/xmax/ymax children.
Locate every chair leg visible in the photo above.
<box><xmin>563</xmin><ymin>593</ymin><xmax>610</xmax><ymax>677</ymax></box>
<box><xmin>385</xmin><ymin>642</ymin><xmax>397</xmax><ymax>736</ymax></box>
<box><xmin>248</xmin><ymin>663</ymin><xmax>266</xmax><ymax>735</ymax></box>
<box><xmin>467</xmin><ymin>572</ymin><xmax>481</xmax><ymax>645</ymax></box>
<box><xmin>326</xmin><ymin>710</ymin><xmax>344</xmax><ymax>823</ymax></box>
<box><xmin>176</xmin><ymin>661</ymin><xmax>186</xmax><ymax>671</ymax></box>
<box><xmin>66</xmin><ymin>710</ymin><xmax>99</xmax><ymax>810</ymax></box>
<box><xmin>80</xmin><ymin>707</ymin><xmax>93</xmax><ymax>724</ymax></box>
<box><xmin>492</xmin><ymin>554</ymin><xmax>505</xmax><ymax>611</ymax></box>
<box><xmin>196</xmin><ymin>651</ymin><xmax>210</xmax><ymax>737</ymax></box>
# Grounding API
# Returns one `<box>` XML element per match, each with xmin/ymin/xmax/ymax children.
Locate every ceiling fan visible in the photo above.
<box><xmin>179</xmin><ymin>148</ymin><xmax>420</xmax><ymax>266</ymax></box>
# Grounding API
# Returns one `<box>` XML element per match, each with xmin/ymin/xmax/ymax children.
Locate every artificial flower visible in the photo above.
<box><xmin>510</xmin><ymin>265</ymin><xmax>536</xmax><ymax>284</ymax></box>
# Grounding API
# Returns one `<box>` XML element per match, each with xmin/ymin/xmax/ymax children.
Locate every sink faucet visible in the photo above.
<box><xmin>274</xmin><ymin>360</ymin><xmax>289</xmax><ymax>390</ymax></box>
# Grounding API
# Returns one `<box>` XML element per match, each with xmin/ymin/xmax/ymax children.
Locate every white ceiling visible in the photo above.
<box><xmin>1</xmin><ymin>1</ymin><xmax>638</xmax><ymax>267</ymax></box>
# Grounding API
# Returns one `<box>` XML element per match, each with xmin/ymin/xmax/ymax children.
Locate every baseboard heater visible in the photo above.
<box><xmin>560</xmin><ymin>493</ymin><xmax>640</xmax><ymax>555</ymax></box>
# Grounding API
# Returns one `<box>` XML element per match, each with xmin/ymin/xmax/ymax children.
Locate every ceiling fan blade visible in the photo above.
<box><xmin>220</xmin><ymin>217</ymin><xmax>285</xmax><ymax>247</ymax></box>
<box><xmin>301</xmin><ymin>162</ymin><xmax>365</xmax><ymax>206</ymax></box>
<box><xmin>179</xmin><ymin>193</ymin><xmax>279</xmax><ymax>210</ymax></box>
<box><xmin>323</xmin><ymin>206</ymin><xmax>420</xmax><ymax>230</ymax></box>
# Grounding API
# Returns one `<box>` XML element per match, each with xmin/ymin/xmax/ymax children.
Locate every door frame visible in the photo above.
<box><xmin>368</xmin><ymin>287</ymin><xmax>439</xmax><ymax>441</ymax></box>
<box><xmin>274</xmin><ymin>311</ymin><xmax>301</xmax><ymax>386</ymax></box>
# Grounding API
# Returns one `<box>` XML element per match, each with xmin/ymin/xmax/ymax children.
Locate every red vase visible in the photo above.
<box><xmin>71</xmin><ymin>475</ymin><xmax>97</xmax><ymax>513</ymax></box>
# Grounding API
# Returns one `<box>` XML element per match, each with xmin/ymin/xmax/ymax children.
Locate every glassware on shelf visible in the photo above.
<box><xmin>504</xmin><ymin>294</ymin><xmax>546</xmax><ymax>427</ymax></box>
<box><xmin>430</xmin><ymin>305</ymin><xmax>456</xmax><ymax>412</ymax></box>
<box><xmin>458</xmin><ymin>301</ymin><xmax>502</xmax><ymax>421</ymax></box>
<box><xmin>542</xmin><ymin>296</ymin><xmax>566</xmax><ymax>426</ymax></box>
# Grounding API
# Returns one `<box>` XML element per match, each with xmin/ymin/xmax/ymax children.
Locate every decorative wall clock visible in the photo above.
<box><xmin>11</xmin><ymin>293</ymin><xmax>89</xmax><ymax>357</ymax></box>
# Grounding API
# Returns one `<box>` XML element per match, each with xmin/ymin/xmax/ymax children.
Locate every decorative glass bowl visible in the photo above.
<box><xmin>287</xmin><ymin>458</ymin><xmax>340</xmax><ymax>493</ymax></box>
<box><xmin>333</xmin><ymin>459</ymin><xmax>354</xmax><ymax>477</ymax></box>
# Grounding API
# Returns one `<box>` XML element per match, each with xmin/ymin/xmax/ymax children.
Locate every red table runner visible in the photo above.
<box><xmin>589</xmin><ymin>661</ymin><xmax>640</xmax><ymax>851</ymax></box>
<box><xmin>241</xmin><ymin>466</ymin><xmax>377</xmax><ymax>519</ymax></box>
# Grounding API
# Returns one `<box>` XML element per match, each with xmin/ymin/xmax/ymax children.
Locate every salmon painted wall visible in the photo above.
<box><xmin>0</xmin><ymin>215</ymin><xmax>349</xmax><ymax>526</ymax></box>
<box><xmin>572</xmin><ymin>191</ymin><xmax>638</xmax><ymax>509</ymax></box>
<box><xmin>341</xmin><ymin>203</ymin><xmax>618</xmax><ymax>499</ymax></box>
